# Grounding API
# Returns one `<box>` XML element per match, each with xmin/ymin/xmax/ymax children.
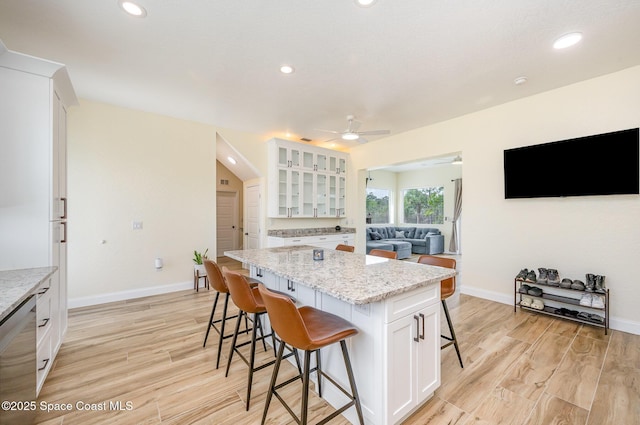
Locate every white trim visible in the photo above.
<box><xmin>68</xmin><ymin>280</ymin><xmax>193</xmax><ymax>309</ymax></box>
<box><xmin>459</xmin><ymin>284</ymin><xmax>640</xmax><ymax>336</ymax></box>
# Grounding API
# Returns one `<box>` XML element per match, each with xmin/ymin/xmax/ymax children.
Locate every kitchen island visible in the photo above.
<box><xmin>225</xmin><ymin>246</ymin><xmax>456</xmax><ymax>425</ymax></box>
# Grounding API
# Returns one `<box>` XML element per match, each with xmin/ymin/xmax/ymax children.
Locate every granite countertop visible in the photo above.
<box><xmin>267</xmin><ymin>227</ymin><xmax>356</xmax><ymax>238</ymax></box>
<box><xmin>224</xmin><ymin>246</ymin><xmax>456</xmax><ymax>305</ymax></box>
<box><xmin>0</xmin><ymin>267</ymin><xmax>57</xmax><ymax>322</ymax></box>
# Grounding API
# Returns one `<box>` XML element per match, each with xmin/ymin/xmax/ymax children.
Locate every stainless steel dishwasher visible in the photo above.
<box><xmin>0</xmin><ymin>295</ymin><xmax>37</xmax><ymax>425</ymax></box>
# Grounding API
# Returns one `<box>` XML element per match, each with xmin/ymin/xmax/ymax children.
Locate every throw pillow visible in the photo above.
<box><xmin>370</xmin><ymin>231</ymin><xmax>382</xmax><ymax>240</ymax></box>
<box><xmin>395</xmin><ymin>231</ymin><xmax>405</xmax><ymax>238</ymax></box>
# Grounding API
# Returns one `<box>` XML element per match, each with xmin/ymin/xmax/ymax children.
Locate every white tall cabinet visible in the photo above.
<box><xmin>268</xmin><ymin>138</ymin><xmax>348</xmax><ymax>218</ymax></box>
<box><xmin>0</xmin><ymin>41</ymin><xmax>77</xmax><ymax>394</ymax></box>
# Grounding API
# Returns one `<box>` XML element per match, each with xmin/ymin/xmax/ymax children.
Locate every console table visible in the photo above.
<box><xmin>224</xmin><ymin>246</ymin><xmax>456</xmax><ymax>425</ymax></box>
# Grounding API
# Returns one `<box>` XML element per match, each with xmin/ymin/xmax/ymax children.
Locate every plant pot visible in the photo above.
<box><xmin>194</xmin><ymin>264</ymin><xmax>206</xmax><ymax>276</ymax></box>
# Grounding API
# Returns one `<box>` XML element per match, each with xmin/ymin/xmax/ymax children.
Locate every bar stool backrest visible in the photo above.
<box><xmin>368</xmin><ymin>249</ymin><xmax>398</xmax><ymax>259</ymax></box>
<box><xmin>258</xmin><ymin>284</ymin><xmax>310</xmax><ymax>350</ymax></box>
<box><xmin>335</xmin><ymin>244</ymin><xmax>355</xmax><ymax>253</ymax></box>
<box><xmin>204</xmin><ymin>259</ymin><xmax>228</xmax><ymax>293</ymax></box>
<box><xmin>222</xmin><ymin>268</ymin><xmax>263</xmax><ymax>314</ymax></box>
<box><xmin>417</xmin><ymin>255</ymin><xmax>456</xmax><ymax>299</ymax></box>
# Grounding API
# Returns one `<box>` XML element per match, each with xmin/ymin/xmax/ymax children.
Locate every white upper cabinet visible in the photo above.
<box><xmin>268</xmin><ymin>139</ymin><xmax>348</xmax><ymax>218</ymax></box>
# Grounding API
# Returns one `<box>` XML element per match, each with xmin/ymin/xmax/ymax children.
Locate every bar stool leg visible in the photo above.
<box><xmin>225</xmin><ymin>309</ymin><xmax>244</xmax><ymax>378</ymax></box>
<box><xmin>215</xmin><ymin>293</ymin><xmax>232</xmax><ymax>369</ymax></box>
<box><xmin>301</xmin><ymin>350</ymin><xmax>312</xmax><ymax>425</ymax></box>
<box><xmin>316</xmin><ymin>349</ymin><xmax>322</xmax><ymax>397</ymax></box>
<box><xmin>245</xmin><ymin>312</ymin><xmax>261</xmax><ymax>411</ymax></box>
<box><xmin>261</xmin><ymin>341</ymin><xmax>286</xmax><ymax>425</ymax></box>
<box><xmin>340</xmin><ymin>340</ymin><xmax>365</xmax><ymax>425</ymax></box>
<box><xmin>203</xmin><ymin>292</ymin><xmax>220</xmax><ymax>348</ymax></box>
<box><xmin>442</xmin><ymin>299</ymin><xmax>464</xmax><ymax>368</ymax></box>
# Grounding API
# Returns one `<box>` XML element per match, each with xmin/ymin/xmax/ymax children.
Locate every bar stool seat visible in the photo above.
<box><xmin>258</xmin><ymin>284</ymin><xmax>364</xmax><ymax>425</ymax></box>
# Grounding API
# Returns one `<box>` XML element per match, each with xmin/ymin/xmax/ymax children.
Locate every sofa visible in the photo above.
<box><xmin>366</xmin><ymin>226</ymin><xmax>445</xmax><ymax>258</ymax></box>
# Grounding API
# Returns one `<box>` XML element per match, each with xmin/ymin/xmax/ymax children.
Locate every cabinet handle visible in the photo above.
<box><xmin>61</xmin><ymin>197</ymin><xmax>67</xmax><ymax>219</ymax></box>
<box><xmin>419</xmin><ymin>313</ymin><xmax>425</xmax><ymax>340</ymax></box>
<box><xmin>38</xmin><ymin>318</ymin><xmax>50</xmax><ymax>328</ymax></box>
<box><xmin>38</xmin><ymin>287</ymin><xmax>50</xmax><ymax>295</ymax></box>
<box><xmin>414</xmin><ymin>315</ymin><xmax>420</xmax><ymax>342</ymax></box>
<box><xmin>60</xmin><ymin>221</ymin><xmax>67</xmax><ymax>243</ymax></box>
<box><xmin>256</xmin><ymin>268</ymin><xmax>263</xmax><ymax>278</ymax></box>
<box><xmin>38</xmin><ymin>358</ymin><xmax>50</xmax><ymax>371</ymax></box>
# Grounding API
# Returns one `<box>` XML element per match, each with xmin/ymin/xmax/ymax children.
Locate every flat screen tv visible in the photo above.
<box><xmin>504</xmin><ymin>128</ymin><xmax>639</xmax><ymax>199</ymax></box>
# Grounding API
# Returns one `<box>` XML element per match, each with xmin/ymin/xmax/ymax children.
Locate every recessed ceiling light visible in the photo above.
<box><xmin>355</xmin><ymin>0</ymin><xmax>377</xmax><ymax>7</ymax></box>
<box><xmin>553</xmin><ymin>32</ymin><xmax>582</xmax><ymax>49</ymax></box>
<box><xmin>280</xmin><ymin>65</ymin><xmax>294</xmax><ymax>74</ymax></box>
<box><xmin>514</xmin><ymin>76</ymin><xmax>528</xmax><ymax>85</ymax></box>
<box><xmin>119</xmin><ymin>0</ymin><xmax>147</xmax><ymax>17</ymax></box>
<box><xmin>227</xmin><ymin>156</ymin><xmax>237</xmax><ymax>165</ymax></box>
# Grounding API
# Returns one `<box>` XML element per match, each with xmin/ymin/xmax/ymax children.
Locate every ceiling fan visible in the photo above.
<box><xmin>317</xmin><ymin>115</ymin><xmax>390</xmax><ymax>143</ymax></box>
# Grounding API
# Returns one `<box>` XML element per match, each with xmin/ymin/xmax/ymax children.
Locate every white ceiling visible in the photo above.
<box><xmin>1</xmin><ymin>0</ymin><xmax>640</xmax><ymax>154</ymax></box>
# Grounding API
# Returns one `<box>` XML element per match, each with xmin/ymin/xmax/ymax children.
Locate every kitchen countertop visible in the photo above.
<box><xmin>267</xmin><ymin>227</ymin><xmax>355</xmax><ymax>237</ymax></box>
<box><xmin>0</xmin><ymin>267</ymin><xmax>57</xmax><ymax>322</ymax></box>
<box><xmin>224</xmin><ymin>246</ymin><xmax>455</xmax><ymax>305</ymax></box>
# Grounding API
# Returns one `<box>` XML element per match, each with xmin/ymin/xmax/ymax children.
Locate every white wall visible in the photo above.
<box><xmin>350</xmin><ymin>65</ymin><xmax>640</xmax><ymax>333</ymax></box>
<box><xmin>67</xmin><ymin>100</ymin><xmax>217</xmax><ymax>305</ymax></box>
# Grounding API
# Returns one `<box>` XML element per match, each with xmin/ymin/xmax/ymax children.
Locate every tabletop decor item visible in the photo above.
<box><xmin>313</xmin><ymin>249</ymin><xmax>324</xmax><ymax>261</ymax></box>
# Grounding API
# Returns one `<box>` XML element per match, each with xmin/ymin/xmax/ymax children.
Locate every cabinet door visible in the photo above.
<box><xmin>273</xmin><ymin>168</ymin><xmax>302</xmax><ymax>217</ymax></box>
<box><xmin>337</xmin><ymin>176</ymin><xmax>346</xmax><ymax>216</ymax></box>
<box><xmin>302</xmin><ymin>151</ymin><xmax>315</xmax><ymax>170</ymax></box>
<box><xmin>386</xmin><ymin>314</ymin><xmax>418</xmax><ymax>423</ymax></box>
<box><xmin>51</xmin><ymin>91</ymin><xmax>67</xmax><ymax>220</ymax></box>
<box><xmin>278</xmin><ymin>278</ymin><xmax>316</xmax><ymax>307</ymax></box>
<box><xmin>416</xmin><ymin>303</ymin><xmax>440</xmax><ymax>401</ymax></box>
<box><xmin>316</xmin><ymin>153</ymin><xmax>327</xmax><ymax>172</ymax></box>
<box><xmin>302</xmin><ymin>171</ymin><xmax>315</xmax><ymax>217</ymax></box>
<box><xmin>315</xmin><ymin>173</ymin><xmax>328</xmax><ymax>217</ymax></box>
<box><xmin>277</xmin><ymin>145</ymin><xmax>301</xmax><ymax>168</ymax></box>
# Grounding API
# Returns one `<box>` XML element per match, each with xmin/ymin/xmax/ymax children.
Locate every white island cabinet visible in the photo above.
<box><xmin>225</xmin><ymin>246</ymin><xmax>455</xmax><ymax>425</ymax></box>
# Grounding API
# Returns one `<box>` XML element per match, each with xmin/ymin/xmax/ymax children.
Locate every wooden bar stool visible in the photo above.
<box><xmin>258</xmin><ymin>284</ymin><xmax>365</xmax><ymax>425</ymax></box>
<box><xmin>417</xmin><ymin>255</ymin><xmax>464</xmax><ymax>368</ymax></box>
<box><xmin>223</xmin><ymin>269</ymin><xmax>301</xmax><ymax>411</ymax></box>
<box><xmin>202</xmin><ymin>260</ymin><xmax>256</xmax><ymax>369</ymax></box>
<box><xmin>335</xmin><ymin>244</ymin><xmax>355</xmax><ymax>253</ymax></box>
<box><xmin>368</xmin><ymin>248</ymin><xmax>397</xmax><ymax>259</ymax></box>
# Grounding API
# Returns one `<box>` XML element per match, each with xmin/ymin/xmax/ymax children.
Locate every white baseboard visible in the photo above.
<box><xmin>68</xmin><ymin>280</ymin><xmax>194</xmax><ymax>309</ymax></box>
<box><xmin>460</xmin><ymin>284</ymin><xmax>640</xmax><ymax>336</ymax></box>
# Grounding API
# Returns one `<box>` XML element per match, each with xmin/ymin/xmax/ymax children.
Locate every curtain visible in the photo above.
<box><xmin>449</xmin><ymin>178</ymin><xmax>462</xmax><ymax>253</ymax></box>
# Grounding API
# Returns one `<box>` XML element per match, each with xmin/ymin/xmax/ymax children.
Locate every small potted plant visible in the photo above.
<box><xmin>193</xmin><ymin>249</ymin><xmax>209</xmax><ymax>276</ymax></box>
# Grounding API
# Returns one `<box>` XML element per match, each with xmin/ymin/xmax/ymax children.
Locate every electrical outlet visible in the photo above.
<box><xmin>132</xmin><ymin>221</ymin><xmax>143</xmax><ymax>230</ymax></box>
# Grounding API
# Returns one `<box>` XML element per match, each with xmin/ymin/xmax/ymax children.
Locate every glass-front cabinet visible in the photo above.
<box><xmin>268</xmin><ymin>138</ymin><xmax>348</xmax><ymax>218</ymax></box>
<box><xmin>275</xmin><ymin>168</ymin><xmax>302</xmax><ymax>218</ymax></box>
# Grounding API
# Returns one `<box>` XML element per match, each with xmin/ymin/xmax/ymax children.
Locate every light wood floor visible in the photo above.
<box><xmin>35</xmin><ymin>257</ymin><xmax>640</xmax><ymax>425</ymax></box>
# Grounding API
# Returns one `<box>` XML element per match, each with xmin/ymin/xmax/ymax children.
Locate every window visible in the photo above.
<box><xmin>402</xmin><ymin>187</ymin><xmax>444</xmax><ymax>224</ymax></box>
<box><xmin>366</xmin><ymin>188</ymin><xmax>390</xmax><ymax>224</ymax></box>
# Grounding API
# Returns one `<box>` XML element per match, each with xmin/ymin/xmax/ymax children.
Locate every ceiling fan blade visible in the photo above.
<box><xmin>314</xmin><ymin>128</ymin><xmax>342</xmax><ymax>134</ymax></box>
<box><xmin>358</xmin><ymin>129</ymin><xmax>390</xmax><ymax>136</ymax></box>
<box><xmin>357</xmin><ymin>137</ymin><xmax>369</xmax><ymax>144</ymax></box>
<box><xmin>322</xmin><ymin>137</ymin><xmax>341</xmax><ymax>143</ymax></box>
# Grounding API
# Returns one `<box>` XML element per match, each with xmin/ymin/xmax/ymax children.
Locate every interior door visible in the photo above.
<box><xmin>216</xmin><ymin>191</ymin><xmax>238</xmax><ymax>257</ymax></box>
<box><xmin>245</xmin><ymin>184</ymin><xmax>261</xmax><ymax>249</ymax></box>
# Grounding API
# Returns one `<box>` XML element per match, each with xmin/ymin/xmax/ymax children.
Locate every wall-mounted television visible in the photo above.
<box><xmin>504</xmin><ymin>128</ymin><xmax>639</xmax><ymax>199</ymax></box>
